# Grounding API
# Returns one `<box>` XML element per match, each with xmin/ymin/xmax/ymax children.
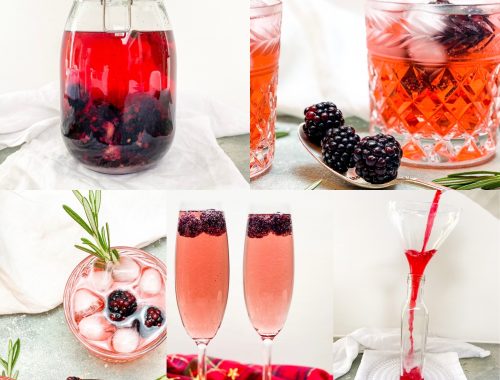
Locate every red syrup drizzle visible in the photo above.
<box><xmin>401</xmin><ymin>190</ymin><xmax>442</xmax><ymax>380</ymax></box>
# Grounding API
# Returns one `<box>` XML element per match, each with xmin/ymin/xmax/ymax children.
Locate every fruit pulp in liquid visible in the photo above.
<box><xmin>175</xmin><ymin>211</ymin><xmax>230</xmax><ymax>342</ymax></box>
<box><xmin>71</xmin><ymin>251</ymin><xmax>166</xmax><ymax>357</ymax></box>
<box><xmin>61</xmin><ymin>30</ymin><xmax>176</xmax><ymax>173</ymax></box>
<box><xmin>244</xmin><ymin>214</ymin><xmax>294</xmax><ymax>337</ymax></box>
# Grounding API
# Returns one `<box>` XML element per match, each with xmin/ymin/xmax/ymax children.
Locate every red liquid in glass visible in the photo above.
<box><xmin>401</xmin><ymin>190</ymin><xmax>442</xmax><ymax>380</ymax></box>
<box><xmin>61</xmin><ymin>30</ymin><xmax>176</xmax><ymax>173</ymax></box>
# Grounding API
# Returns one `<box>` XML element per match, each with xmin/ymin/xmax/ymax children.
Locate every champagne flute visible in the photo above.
<box><xmin>175</xmin><ymin>205</ymin><xmax>230</xmax><ymax>380</ymax></box>
<box><xmin>244</xmin><ymin>206</ymin><xmax>294</xmax><ymax>380</ymax></box>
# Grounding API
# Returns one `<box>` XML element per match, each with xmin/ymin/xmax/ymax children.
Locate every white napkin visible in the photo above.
<box><xmin>355</xmin><ymin>350</ymin><xmax>466</xmax><ymax>380</ymax></box>
<box><xmin>333</xmin><ymin>327</ymin><xmax>490</xmax><ymax>379</ymax></box>
<box><xmin>0</xmin><ymin>190</ymin><xmax>166</xmax><ymax>315</ymax></box>
<box><xmin>278</xmin><ymin>0</ymin><xmax>369</xmax><ymax>119</ymax></box>
<box><xmin>0</xmin><ymin>83</ymin><xmax>248</xmax><ymax>189</ymax></box>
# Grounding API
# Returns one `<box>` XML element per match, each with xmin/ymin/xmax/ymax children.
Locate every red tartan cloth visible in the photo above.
<box><xmin>167</xmin><ymin>354</ymin><xmax>333</xmax><ymax>380</ymax></box>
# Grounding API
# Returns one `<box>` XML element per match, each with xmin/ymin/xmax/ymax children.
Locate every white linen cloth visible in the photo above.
<box><xmin>278</xmin><ymin>0</ymin><xmax>369</xmax><ymax>119</ymax></box>
<box><xmin>333</xmin><ymin>328</ymin><xmax>490</xmax><ymax>379</ymax></box>
<box><xmin>355</xmin><ymin>351</ymin><xmax>466</xmax><ymax>380</ymax></box>
<box><xmin>0</xmin><ymin>83</ymin><xmax>248</xmax><ymax>189</ymax></box>
<box><xmin>0</xmin><ymin>190</ymin><xmax>166</xmax><ymax>315</ymax></box>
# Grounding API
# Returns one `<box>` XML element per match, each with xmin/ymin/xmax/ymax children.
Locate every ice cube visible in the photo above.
<box><xmin>90</xmin><ymin>268</ymin><xmax>113</xmax><ymax>292</ymax></box>
<box><xmin>112</xmin><ymin>328</ymin><xmax>140</xmax><ymax>353</ymax></box>
<box><xmin>408</xmin><ymin>38</ymin><xmax>447</xmax><ymax>64</ymax></box>
<box><xmin>73</xmin><ymin>289</ymin><xmax>105</xmax><ymax>322</ymax></box>
<box><xmin>79</xmin><ymin>315</ymin><xmax>116</xmax><ymax>341</ymax></box>
<box><xmin>112</xmin><ymin>257</ymin><xmax>141</xmax><ymax>283</ymax></box>
<box><xmin>139</xmin><ymin>268</ymin><xmax>163</xmax><ymax>297</ymax></box>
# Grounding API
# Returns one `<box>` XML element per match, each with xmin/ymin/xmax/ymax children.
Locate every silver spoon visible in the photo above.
<box><xmin>298</xmin><ymin>124</ymin><xmax>446</xmax><ymax>190</ymax></box>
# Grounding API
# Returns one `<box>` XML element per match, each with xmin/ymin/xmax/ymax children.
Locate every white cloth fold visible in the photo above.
<box><xmin>278</xmin><ymin>0</ymin><xmax>369</xmax><ymax>119</ymax></box>
<box><xmin>0</xmin><ymin>190</ymin><xmax>166</xmax><ymax>315</ymax></box>
<box><xmin>355</xmin><ymin>350</ymin><xmax>467</xmax><ymax>380</ymax></box>
<box><xmin>0</xmin><ymin>83</ymin><xmax>248</xmax><ymax>189</ymax></box>
<box><xmin>333</xmin><ymin>328</ymin><xmax>490</xmax><ymax>379</ymax></box>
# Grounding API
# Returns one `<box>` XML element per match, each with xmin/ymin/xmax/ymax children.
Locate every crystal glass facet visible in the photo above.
<box><xmin>366</xmin><ymin>0</ymin><xmax>500</xmax><ymax>168</ymax></box>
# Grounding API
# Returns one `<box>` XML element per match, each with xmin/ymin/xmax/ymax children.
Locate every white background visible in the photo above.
<box><xmin>166</xmin><ymin>191</ymin><xmax>334</xmax><ymax>372</ymax></box>
<box><xmin>333</xmin><ymin>191</ymin><xmax>500</xmax><ymax>344</ymax></box>
<box><xmin>0</xmin><ymin>0</ymin><xmax>248</xmax><ymax>113</ymax></box>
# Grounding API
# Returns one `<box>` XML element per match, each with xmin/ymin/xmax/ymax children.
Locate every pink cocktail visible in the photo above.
<box><xmin>64</xmin><ymin>247</ymin><xmax>167</xmax><ymax>362</ymax></box>
<box><xmin>175</xmin><ymin>209</ymin><xmax>229</xmax><ymax>380</ymax></box>
<box><xmin>244</xmin><ymin>212</ymin><xmax>294</xmax><ymax>380</ymax></box>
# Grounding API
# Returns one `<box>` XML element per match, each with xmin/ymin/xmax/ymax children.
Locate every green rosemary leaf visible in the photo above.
<box><xmin>72</xmin><ymin>190</ymin><xmax>85</xmax><ymax>206</ymax></box>
<box><xmin>89</xmin><ymin>190</ymin><xmax>95</xmax><ymax>211</ymax></box>
<box><xmin>75</xmin><ymin>245</ymin><xmax>98</xmax><ymax>256</ymax></box>
<box><xmin>0</xmin><ymin>358</ymin><xmax>7</xmax><ymax>371</ymax></box>
<box><xmin>305</xmin><ymin>179</ymin><xmax>323</xmax><ymax>190</ymax></box>
<box><xmin>63</xmin><ymin>206</ymin><xmax>94</xmax><ymax>236</ymax></box>
<box><xmin>448</xmin><ymin>171</ymin><xmax>499</xmax><ymax>177</ymax></box>
<box><xmin>155</xmin><ymin>376</ymin><xmax>167</xmax><ymax>380</ymax></box>
<box><xmin>457</xmin><ymin>177</ymin><xmax>500</xmax><ymax>190</ymax></box>
<box><xmin>82</xmin><ymin>198</ymin><xmax>97</xmax><ymax>235</ymax></box>
<box><xmin>276</xmin><ymin>130</ymin><xmax>289</xmax><ymax>139</ymax></box>
<box><xmin>483</xmin><ymin>181</ymin><xmax>500</xmax><ymax>190</ymax></box>
<box><xmin>106</xmin><ymin>223</ymin><xmax>111</xmax><ymax>252</ymax></box>
<box><xmin>95</xmin><ymin>190</ymin><xmax>101</xmax><ymax>213</ymax></box>
<box><xmin>100</xmin><ymin>226</ymin><xmax>108</xmax><ymax>251</ymax></box>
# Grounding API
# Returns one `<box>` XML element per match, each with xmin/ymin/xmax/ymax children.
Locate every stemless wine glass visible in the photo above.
<box><xmin>175</xmin><ymin>204</ymin><xmax>230</xmax><ymax>380</ymax></box>
<box><xmin>244</xmin><ymin>205</ymin><xmax>294</xmax><ymax>380</ymax></box>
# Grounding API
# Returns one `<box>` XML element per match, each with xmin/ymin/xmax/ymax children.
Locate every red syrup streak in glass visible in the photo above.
<box><xmin>401</xmin><ymin>190</ymin><xmax>442</xmax><ymax>380</ymax></box>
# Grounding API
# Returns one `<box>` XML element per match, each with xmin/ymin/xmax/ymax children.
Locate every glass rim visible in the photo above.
<box><xmin>366</xmin><ymin>0</ymin><xmax>499</xmax><ymax>6</ymax></box>
<box><xmin>389</xmin><ymin>200</ymin><xmax>461</xmax><ymax>215</ymax></box>
<box><xmin>250</xmin><ymin>0</ymin><xmax>282</xmax><ymax>10</ymax></box>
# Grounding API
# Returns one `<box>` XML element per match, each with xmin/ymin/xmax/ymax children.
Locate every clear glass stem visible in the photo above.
<box><xmin>262</xmin><ymin>338</ymin><xmax>273</xmax><ymax>380</ymax></box>
<box><xmin>197</xmin><ymin>342</ymin><xmax>208</xmax><ymax>380</ymax></box>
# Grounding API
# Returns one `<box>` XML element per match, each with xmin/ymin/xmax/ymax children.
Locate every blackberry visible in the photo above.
<box><xmin>247</xmin><ymin>214</ymin><xmax>272</xmax><ymax>239</ymax></box>
<box><xmin>67</xmin><ymin>377</ymin><xmax>81</xmax><ymax>380</ymax></box>
<box><xmin>107</xmin><ymin>290</ymin><xmax>137</xmax><ymax>321</ymax></box>
<box><xmin>178</xmin><ymin>212</ymin><xmax>203</xmax><ymax>238</ymax></box>
<box><xmin>303</xmin><ymin>102</ymin><xmax>345</xmax><ymax>144</ymax></box>
<box><xmin>435</xmin><ymin>10</ymin><xmax>495</xmax><ymax>56</ymax></box>
<box><xmin>200</xmin><ymin>210</ymin><xmax>226</xmax><ymax>236</ymax></box>
<box><xmin>123</xmin><ymin>93</ymin><xmax>167</xmax><ymax>143</ymax></box>
<box><xmin>270</xmin><ymin>214</ymin><xmax>292</xmax><ymax>236</ymax></box>
<box><xmin>66</xmin><ymin>84</ymin><xmax>89</xmax><ymax>112</ymax></box>
<box><xmin>321</xmin><ymin>125</ymin><xmax>360</xmax><ymax>173</ymax></box>
<box><xmin>144</xmin><ymin>306</ymin><xmax>164</xmax><ymax>328</ymax></box>
<box><xmin>353</xmin><ymin>134</ymin><xmax>402</xmax><ymax>184</ymax></box>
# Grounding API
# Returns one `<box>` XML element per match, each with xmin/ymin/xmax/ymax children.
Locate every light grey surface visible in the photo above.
<box><xmin>0</xmin><ymin>239</ymin><xmax>166</xmax><ymax>380</ymax></box>
<box><xmin>251</xmin><ymin>116</ymin><xmax>500</xmax><ymax>191</ymax></box>
<box><xmin>337</xmin><ymin>343</ymin><xmax>500</xmax><ymax>380</ymax></box>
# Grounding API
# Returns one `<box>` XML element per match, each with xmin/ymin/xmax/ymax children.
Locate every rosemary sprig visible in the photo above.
<box><xmin>154</xmin><ymin>376</ymin><xmax>167</xmax><ymax>380</ymax></box>
<box><xmin>63</xmin><ymin>190</ymin><xmax>120</xmax><ymax>263</ymax></box>
<box><xmin>276</xmin><ymin>130</ymin><xmax>290</xmax><ymax>139</ymax></box>
<box><xmin>433</xmin><ymin>171</ymin><xmax>500</xmax><ymax>190</ymax></box>
<box><xmin>305</xmin><ymin>179</ymin><xmax>323</xmax><ymax>190</ymax></box>
<box><xmin>0</xmin><ymin>339</ymin><xmax>20</xmax><ymax>380</ymax></box>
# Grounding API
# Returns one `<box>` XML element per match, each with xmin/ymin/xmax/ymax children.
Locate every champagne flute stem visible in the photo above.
<box><xmin>262</xmin><ymin>338</ymin><xmax>273</xmax><ymax>380</ymax></box>
<box><xmin>197</xmin><ymin>342</ymin><xmax>208</xmax><ymax>380</ymax></box>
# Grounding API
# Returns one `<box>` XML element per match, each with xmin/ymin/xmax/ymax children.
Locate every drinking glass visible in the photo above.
<box><xmin>175</xmin><ymin>206</ymin><xmax>230</xmax><ymax>380</ymax></box>
<box><xmin>250</xmin><ymin>0</ymin><xmax>283</xmax><ymax>178</ymax></box>
<box><xmin>366</xmin><ymin>0</ymin><xmax>500</xmax><ymax>168</ymax></box>
<box><xmin>244</xmin><ymin>206</ymin><xmax>294</xmax><ymax>380</ymax></box>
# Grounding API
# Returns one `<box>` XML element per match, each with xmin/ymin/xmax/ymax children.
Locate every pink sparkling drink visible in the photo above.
<box><xmin>244</xmin><ymin>213</ymin><xmax>294</xmax><ymax>337</ymax></box>
<box><xmin>175</xmin><ymin>210</ymin><xmax>230</xmax><ymax>341</ymax></box>
<box><xmin>175</xmin><ymin>209</ymin><xmax>229</xmax><ymax>380</ymax></box>
<box><xmin>64</xmin><ymin>247</ymin><xmax>167</xmax><ymax>362</ymax></box>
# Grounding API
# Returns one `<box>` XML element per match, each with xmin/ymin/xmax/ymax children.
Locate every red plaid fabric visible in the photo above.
<box><xmin>167</xmin><ymin>354</ymin><xmax>333</xmax><ymax>380</ymax></box>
